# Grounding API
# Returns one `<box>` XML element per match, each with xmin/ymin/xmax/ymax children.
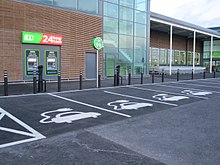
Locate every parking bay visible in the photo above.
<box><xmin>0</xmin><ymin>86</ymin><xmax>206</xmax><ymax>148</ymax></box>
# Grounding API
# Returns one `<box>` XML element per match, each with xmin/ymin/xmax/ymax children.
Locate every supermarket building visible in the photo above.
<box><xmin>0</xmin><ymin>0</ymin><xmax>220</xmax><ymax>81</ymax></box>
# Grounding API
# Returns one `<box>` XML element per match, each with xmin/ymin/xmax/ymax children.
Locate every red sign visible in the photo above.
<box><xmin>40</xmin><ymin>34</ymin><xmax>63</xmax><ymax>46</ymax></box>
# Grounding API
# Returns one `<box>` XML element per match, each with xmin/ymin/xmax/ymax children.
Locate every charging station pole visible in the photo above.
<box><xmin>96</xmin><ymin>49</ymin><xmax>99</xmax><ymax>88</ymax></box>
<box><xmin>92</xmin><ymin>37</ymin><xmax>103</xmax><ymax>88</ymax></box>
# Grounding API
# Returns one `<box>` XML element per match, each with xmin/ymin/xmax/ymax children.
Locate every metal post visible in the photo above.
<box><xmin>177</xmin><ymin>69</ymin><xmax>179</xmax><ymax>81</ymax></box>
<box><xmin>141</xmin><ymin>72</ymin><xmax>143</xmax><ymax>84</ymax></box>
<box><xmin>79</xmin><ymin>69</ymin><xmax>82</xmax><ymax>90</ymax></box>
<box><xmin>44</xmin><ymin>80</ymin><xmax>47</xmax><ymax>92</ymax></box>
<box><xmin>213</xmin><ymin>69</ymin><xmax>216</xmax><ymax>78</ymax></box>
<box><xmin>203</xmin><ymin>71</ymin><xmax>206</xmax><ymax>79</ymax></box>
<box><xmin>210</xmin><ymin>36</ymin><xmax>213</xmax><ymax>73</ymax></box>
<box><xmin>98</xmin><ymin>74</ymin><xmax>101</xmax><ymax>88</ymax></box>
<box><xmin>58</xmin><ymin>71</ymin><xmax>61</xmax><ymax>92</ymax></box>
<box><xmin>116</xmin><ymin>69</ymin><xmax>119</xmax><ymax>86</ymax></box>
<box><xmin>162</xmin><ymin>69</ymin><xmax>164</xmax><ymax>83</ymax></box>
<box><xmin>169</xmin><ymin>25</ymin><xmax>173</xmax><ymax>75</ymax></box>
<box><xmin>191</xmin><ymin>69</ymin><xmax>194</xmax><ymax>80</ymax></box>
<box><xmin>121</xmin><ymin>76</ymin><xmax>123</xmax><ymax>85</ymax></box>
<box><xmin>33</xmin><ymin>70</ymin><xmax>37</xmax><ymax>94</ymax></box>
<box><xmin>96</xmin><ymin>50</ymin><xmax>99</xmax><ymax>88</ymax></box>
<box><xmin>114</xmin><ymin>73</ymin><xmax>117</xmax><ymax>86</ymax></box>
<box><xmin>193</xmin><ymin>31</ymin><xmax>196</xmax><ymax>73</ymax></box>
<box><xmin>152</xmin><ymin>68</ymin><xmax>155</xmax><ymax>83</ymax></box>
<box><xmin>4</xmin><ymin>70</ymin><xmax>8</xmax><ymax>96</ymax></box>
<box><xmin>38</xmin><ymin>65</ymin><xmax>43</xmax><ymax>92</ymax></box>
<box><xmin>128</xmin><ymin>70</ymin><xmax>131</xmax><ymax>85</ymax></box>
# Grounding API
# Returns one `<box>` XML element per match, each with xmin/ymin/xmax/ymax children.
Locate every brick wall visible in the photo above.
<box><xmin>0</xmin><ymin>0</ymin><xmax>102</xmax><ymax>81</ymax></box>
<box><xmin>150</xmin><ymin>30</ymin><xmax>202</xmax><ymax>52</ymax></box>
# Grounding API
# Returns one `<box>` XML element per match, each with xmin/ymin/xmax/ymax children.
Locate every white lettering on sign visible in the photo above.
<box><xmin>107</xmin><ymin>100</ymin><xmax>152</xmax><ymax>111</ymax></box>
<box><xmin>24</xmin><ymin>34</ymin><xmax>34</xmax><ymax>41</ymax></box>
<box><xmin>41</xmin><ymin>34</ymin><xmax>62</xmax><ymax>45</ymax></box>
<box><xmin>153</xmin><ymin>94</ymin><xmax>189</xmax><ymax>101</ymax></box>
<box><xmin>40</xmin><ymin>108</ymin><xmax>101</xmax><ymax>124</ymax></box>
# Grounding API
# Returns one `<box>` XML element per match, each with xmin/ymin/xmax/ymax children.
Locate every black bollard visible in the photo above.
<box><xmin>214</xmin><ymin>70</ymin><xmax>216</xmax><ymax>78</ymax></box>
<box><xmin>58</xmin><ymin>71</ymin><xmax>61</xmax><ymax>92</ymax></box>
<box><xmin>203</xmin><ymin>71</ymin><xmax>206</xmax><ymax>79</ymax></box>
<box><xmin>4</xmin><ymin>70</ymin><xmax>8</xmax><ymax>96</ymax></box>
<box><xmin>191</xmin><ymin>69</ymin><xmax>194</xmax><ymax>80</ymax></box>
<box><xmin>162</xmin><ymin>69</ymin><xmax>164</xmax><ymax>83</ymax></box>
<box><xmin>177</xmin><ymin>69</ymin><xmax>180</xmax><ymax>81</ymax></box>
<box><xmin>79</xmin><ymin>69</ymin><xmax>82</xmax><ymax>90</ymax></box>
<box><xmin>33</xmin><ymin>70</ymin><xmax>37</xmax><ymax>94</ymax></box>
<box><xmin>44</xmin><ymin>80</ymin><xmax>47</xmax><ymax>92</ymax></box>
<box><xmin>114</xmin><ymin>73</ymin><xmax>117</xmax><ymax>86</ymax></box>
<box><xmin>152</xmin><ymin>69</ymin><xmax>155</xmax><ymax>83</ymax></box>
<box><xmin>141</xmin><ymin>72</ymin><xmax>143</xmax><ymax>84</ymax></box>
<box><xmin>38</xmin><ymin>65</ymin><xmax>43</xmax><ymax>92</ymax></box>
<box><xmin>128</xmin><ymin>69</ymin><xmax>131</xmax><ymax>85</ymax></box>
<box><xmin>128</xmin><ymin>71</ymin><xmax>131</xmax><ymax>85</ymax></box>
<box><xmin>98</xmin><ymin>74</ymin><xmax>101</xmax><ymax>88</ymax></box>
<box><xmin>121</xmin><ymin>76</ymin><xmax>123</xmax><ymax>85</ymax></box>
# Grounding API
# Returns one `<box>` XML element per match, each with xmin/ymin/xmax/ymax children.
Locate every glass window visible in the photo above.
<box><xmin>104</xmin><ymin>17</ymin><xmax>118</xmax><ymax>33</ymax></box>
<box><xmin>174</xmin><ymin>50</ymin><xmax>180</xmax><ymax>65</ymax></box>
<box><xmin>203</xmin><ymin>51</ymin><xmax>210</xmax><ymax>59</ymax></box>
<box><xmin>104</xmin><ymin>2</ymin><xmax>118</xmax><ymax>18</ymax></box>
<box><xmin>151</xmin><ymin>48</ymin><xmax>159</xmax><ymax>67</ymax></box>
<box><xmin>119</xmin><ymin>20</ymin><xmax>133</xmax><ymax>35</ymax></box>
<box><xmin>78</xmin><ymin>0</ymin><xmax>98</xmax><ymax>14</ymax></box>
<box><xmin>120</xmin><ymin>6</ymin><xmax>133</xmax><ymax>21</ymax></box>
<box><xmin>159</xmin><ymin>49</ymin><xmax>167</xmax><ymax>65</ymax></box>
<box><xmin>187</xmin><ymin>51</ymin><xmax>193</xmax><ymax>65</ymax></box>
<box><xmin>135</xmin><ymin>0</ymin><xmax>146</xmax><ymax>11</ymax></box>
<box><xmin>167</xmin><ymin>49</ymin><xmax>174</xmax><ymax>65</ymax></box>
<box><xmin>25</xmin><ymin>0</ymin><xmax>53</xmax><ymax>5</ymax></box>
<box><xmin>120</xmin><ymin>0</ymin><xmax>133</xmax><ymax>8</ymax></box>
<box><xmin>180</xmin><ymin>51</ymin><xmax>186</xmax><ymax>65</ymax></box>
<box><xmin>105</xmin><ymin>0</ymin><xmax>118</xmax><ymax>4</ymax></box>
<box><xmin>196</xmin><ymin>53</ymin><xmax>201</xmax><ymax>65</ymax></box>
<box><xmin>119</xmin><ymin>35</ymin><xmax>133</xmax><ymax>63</ymax></box>
<box><xmin>54</xmin><ymin>0</ymin><xmax>77</xmax><ymax>10</ymax></box>
<box><xmin>134</xmin><ymin>23</ymin><xmax>146</xmax><ymax>37</ymax></box>
<box><xmin>135</xmin><ymin>10</ymin><xmax>146</xmax><ymax>24</ymax></box>
<box><xmin>134</xmin><ymin>37</ymin><xmax>146</xmax><ymax>63</ymax></box>
<box><xmin>103</xmin><ymin>32</ymin><xmax>118</xmax><ymax>50</ymax></box>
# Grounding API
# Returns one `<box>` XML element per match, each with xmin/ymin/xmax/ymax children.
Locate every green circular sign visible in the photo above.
<box><xmin>92</xmin><ymin>37</ymin><xmax>103</xmax><ymax>50</ymax></box>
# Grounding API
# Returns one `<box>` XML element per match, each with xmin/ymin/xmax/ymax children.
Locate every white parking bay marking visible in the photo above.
<box><xmin>0</xmin><ymin>107</ymin><xmax>45</xmax><ymax>148</ymax></box>
<box><xmin>104</xmin><ymin>91</ymin><xmax>178</xmax><ymax>107</ymax></box>
<box><xmin>48</xmin><ymin>93</ymin><xmax>131</xmax><ymax>118</ymax></box>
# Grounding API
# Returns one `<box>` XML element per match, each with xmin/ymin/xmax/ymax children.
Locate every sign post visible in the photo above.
<box><xmin>92</xmin><ymin>37</ymin><xmax>103</xmax><ymax>88</ymax></box>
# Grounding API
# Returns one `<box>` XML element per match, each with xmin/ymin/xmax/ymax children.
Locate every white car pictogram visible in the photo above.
<box><xmin>181</xmin><ymin>90</ymin><xmax>212</xmax><ymax>96</ymax></box>
<box><xmin>153</xmin><ymin>94</ymin><xmax>189</xmax><ymax>101</ymax></box>
<box><xmin>40</xmin><ymin>108</ymin><xmax>101</xmax><ymax>124</ymax></box>
<box><xmin>107</xmin><ymin>100</ymin><xmax>152</xmax><ymax>110</ymax></box>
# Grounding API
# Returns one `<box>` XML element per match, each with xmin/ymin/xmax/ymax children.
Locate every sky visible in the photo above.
<box><xmin>150</xmin><ymin>0</ymin><xmax>220</xmax><ymax>28</ymax></box>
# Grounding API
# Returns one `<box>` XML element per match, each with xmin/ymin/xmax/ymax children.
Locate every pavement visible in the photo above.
<box><xmin>0</xmin><ymin>73</ymin><xmax>220</xmax><ymax>165</ymax></box>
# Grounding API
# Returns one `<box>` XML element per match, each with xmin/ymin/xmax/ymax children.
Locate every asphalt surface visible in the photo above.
<box><xmin>0</xmin><ymin>76</ymin><xmax>220</xmax><ymax>165</ymax></box>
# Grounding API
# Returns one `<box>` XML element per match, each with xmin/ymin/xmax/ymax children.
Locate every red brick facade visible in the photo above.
<box><xmin>0</xmin><ymin>0</ymin><xmax>102</xmax><ymax>81</ymax></box>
